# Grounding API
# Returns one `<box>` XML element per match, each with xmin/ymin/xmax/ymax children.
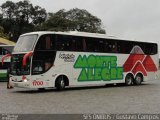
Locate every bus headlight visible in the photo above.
<box><xmin>22</xmin><ymin>76</ymin><xmax>28</xmax><ymax>82</ymax></box>
<box><xmin>23</xmin><ymin>79</ymin><xmax>28</xmax><ymax>82</ymax></box>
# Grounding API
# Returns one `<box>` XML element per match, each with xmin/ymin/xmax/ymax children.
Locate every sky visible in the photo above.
<box><xmin>0</xmin><ymin>0</ymin><xmax>160</xmax><ymax>51</ymax></box>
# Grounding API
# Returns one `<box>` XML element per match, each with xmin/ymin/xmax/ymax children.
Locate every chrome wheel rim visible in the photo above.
<box><xmin>136</xmin><ymin>76</ymin><xmax>141</xmax><ymax>83</ymax></box>
<box><xmin>127</xmin><ymin>76</ymin><xmax>132</xmax><ymax>85</ymax></box>
<box><xmin>60</xmin><ymin>80</ymin><xmax>65</xmax><ymax>88</ymax></box>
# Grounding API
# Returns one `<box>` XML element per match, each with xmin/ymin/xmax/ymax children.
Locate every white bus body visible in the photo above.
<box><xmin>10</xmin><ymin>31</ymin><xmax>159</xmax><ymax>90</ymax></box>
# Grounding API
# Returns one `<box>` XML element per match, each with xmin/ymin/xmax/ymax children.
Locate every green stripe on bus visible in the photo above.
<box><xmin>0</xmin><ymin>73</ymin><xmax>7</xmax><ymax>78</ymax></box>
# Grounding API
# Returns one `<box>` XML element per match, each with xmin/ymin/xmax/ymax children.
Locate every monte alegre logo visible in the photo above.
<box><xmin>74</xmin><ymin>55</ymin><xmax>123</xmax><ymax>81</ymax></box>
<box><xmin>123</xmin><ymin>46</ymin><xmax>157</xmax><ymax>76</ymax></box>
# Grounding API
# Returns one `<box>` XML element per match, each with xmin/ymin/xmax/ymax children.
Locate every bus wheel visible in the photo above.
<box><xmin>133</xmin><ymin>73</ymin><xmax>143</xmax><ymax>85</ymax></box>
<box><xmin>55</xmin><ymin>76</ymin><xmax>65</xmax><ymax>91</ymax></box>
<box><xmin>125</xmin><ymin>74</ymin><xmax>134</xmax><ymax>86</ymax></box>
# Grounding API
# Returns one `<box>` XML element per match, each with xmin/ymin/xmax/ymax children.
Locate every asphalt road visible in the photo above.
<box><xmin>0</xmin><ymin>79</ymin><xmax>160</xmax><ymax>115</ymax></box>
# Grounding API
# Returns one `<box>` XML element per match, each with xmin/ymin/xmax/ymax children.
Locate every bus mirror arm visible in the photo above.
<box><xmin>2</xmin><ymin>54</ymin><xmax>11</xmax><ymax>66</ymax></box>
<box><xmin>22</xmin><ymin>51</ymin><xmax>33</xmax><ymax>66</ymax></box>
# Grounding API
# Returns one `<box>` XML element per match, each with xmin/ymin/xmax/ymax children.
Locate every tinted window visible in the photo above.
<box><xmin>33</xmin><ymin>34</ymin><xmax>56</xmax><ymax>75</ymax></box>
<box><xmin>72</xmin><ymin>36</ymin><xmax>84</xmax><ymax>51</ymax></box>
<box><xmin>36</xmin><ymin>34</ymin><xmax>55</xmax><ymax>50</ymax></box>
<box><xmin>55</xmin><ymin>35</ymin><xmax>85</xmax><ymax>52</ymax></box>
<box><xmin>144</xmin><ymin>43</ymin><xmax>157</xmax><ymax>55</ymax></box>
<box><xmin>35</xmin><ymin>34</ymin><xmax>158</xmax><ymax>55</ymax></box>
<box><xmin>56</xmin><ymin>35</ymin><xmax>72</xmax><ymax>51</ymax></box>
<box><xmin>85</xmin><ymin>37</ymin><xmax>96</xmax><ymax>52</ymax></box>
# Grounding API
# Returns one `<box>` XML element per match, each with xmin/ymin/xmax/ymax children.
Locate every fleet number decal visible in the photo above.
<box><xmin>32</xmin><ymin>80</ymin><xmax>44</xmax><ymax>86</ymax></box>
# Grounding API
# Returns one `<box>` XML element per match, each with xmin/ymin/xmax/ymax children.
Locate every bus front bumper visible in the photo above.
<box><xmin>11</xmin><ymin>81</ymin><xmax>30</xmax><ymax>88</ymax></box>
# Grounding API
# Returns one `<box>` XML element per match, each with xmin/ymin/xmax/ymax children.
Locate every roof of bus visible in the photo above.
<box><xmin>20</xmin><ymin>31</ymin><xmax>157</xmax><ymax>44</ymax></box>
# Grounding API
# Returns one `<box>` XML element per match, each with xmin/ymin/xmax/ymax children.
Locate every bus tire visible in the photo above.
<box><xmin>125</xmin><ymin>73</ymin><xmax>134</xmax><ymax>86</ymax></box>
<box><xmin>133</xmin><ymin>73</ymin><xmax>143</xmax><ymax>85</ymax></box>
<box><xmin>55</xmin><ymin>76</ymin><xmax>66</xmax><ymax>91</ymax></box>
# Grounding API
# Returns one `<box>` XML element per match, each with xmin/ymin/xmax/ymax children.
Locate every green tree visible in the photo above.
<box><xmin>40</xmin><ymin>8</ymin><xmax>106</xmax><ymax>34</ymax></box>
<box><xmin>0</xmin><ymin>1</ymin><xmax>16</xmax><ymax>37</ymax></box>
<box><xmin>31</xmin><ymin>5</ymin><xmax>47</xmax><ymax>25</ymax></box>
<box><xmin>1</xmin><ymin>1</ymin><xmax>16</xmax><ymax>19</ymax></box>
<box><xmin>16</xmin><ymin>0</ymin><xmax>33</xmax><ymax>24</ymax></box>
<box><xmin>0</xmin><ymin>0</ymin><xmax>47</xmax><ymax>41</ymax></box>
<box><xmin>0</xmin><ymin>26</ymin><xmax>9</xmax><ymax>39</ymax></box>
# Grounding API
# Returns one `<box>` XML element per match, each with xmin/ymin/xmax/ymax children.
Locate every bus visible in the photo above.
<box><xmin>9</xmin><ymin>31</ymin><xmax>158</xmax><ymax>90</ymax></box>
<box><xmin>0</xmin><ymin>45</ymin><xmax>14</xmax><ymax>81</ymax></box>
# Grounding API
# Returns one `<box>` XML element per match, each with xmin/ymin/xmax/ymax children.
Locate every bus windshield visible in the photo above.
<box><xmin>13</xmin><ymin>34</ymin><xmax>38</xmax><ymax>52</ymax></box>
<box><xmin>10</xmin><ymin>54</ymin><xmax>31</xmax><ymax>75</ymax></box>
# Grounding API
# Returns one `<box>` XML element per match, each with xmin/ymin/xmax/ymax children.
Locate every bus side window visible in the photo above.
<box><xmin>45</xmin><ymin>36</ymin><xmax>51</xmax><ymax>49</ymax></box>
<box><xmin>145</xmin><ymin>43</ymin><xmax>157</xmax><ymax>55</ymax></box>
<box><xmin>82</xmin><ymin>38</ymin><xmax>87</xmax><ymax>51</ymax></box>
<box><xmin>44</xmin><ymin>54</ymin><xmax>54</xmax><ymax>71</ymax></box>
<box><xmin>104</xmin><ymin>41</ymin><xmax>109</xmax><ymax>52</ymax></box>
<box><xmin>93</xmin><ymin>39</ymin><xmax>100</xmax><ymax>52</ymax></box>
<box><xmin>109</xmin><ymin>44</ymin><xmax>112</xmax><ymax>52</ymax></box>
<box><xmin>124</xmin><ymin>42</ymin><xmax>133</xmax><ymax>54</ymax></box>
<box><xmin>56</xmin><ymin>35</ymin><xmax>63</xmax><ymax>50</ymax></box>
<box><xmin>56</xmin><ymin>35</ymin><xmax>72</xmax><ymax>51</ymax></box>
<box><xmin>152</xmin><ymin>44</ymin><xmax>158</xmax><ymax>54</ymax></box>
<box><xmin>32</xmin><ymin>61</ymin><xmax>43</xmax><ymax>73</ymax></box>
<box><xmin>36</xmin><ymin>35</ymin><xmax>53</xmax><ymax>50</ymax></box>
<box><xmin>71</xmin><ymin>39</ymin><xmax>76</xmax><ymax>51</ymax></box>
<box><xmin>36</xmin><ymin>36</ymin><xmax>45</xmax><ymax>50</ymax></box>
<box><xmin>73</xmin><ymin>36</ymin><xmax>84</xmax><ymax>52</ymax></box>
<box><xmin>98</xmin><ymin>39</ymin><xmax>104</xmax><ymax>52</ymax></box>
<box><xmin>44</xmin><ymin>61</ymin><xmax>52</xmax><ymax>71</ymax></box>
<box><xmin>85</xmin><ymin>37</ymin><xmax>95</xmax><ymax>52</ymax></box>
<box><xmin>112</xmin><ymin>42</ymin><xmax>118</xmax><ymax>53</ymax></box>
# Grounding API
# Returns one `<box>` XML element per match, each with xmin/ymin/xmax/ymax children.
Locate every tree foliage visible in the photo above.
<box><xmin>0</xmin><ymin>26</ymin><xmax>9</xmax><ymax>39</ymax></box>
<box><xmin>0</xmin><ymin>1</ymin><xmax>106</xmax><ymax>42</ymax></box>
<box><xmin>0</xmin><ymin>0</ymin><xmax>47</xmax><ymax>41</ymax></box>
<box><xmin>39</xmin><ymin>8</ymin><xmax>106</xmax><ymax>34</ymax></box>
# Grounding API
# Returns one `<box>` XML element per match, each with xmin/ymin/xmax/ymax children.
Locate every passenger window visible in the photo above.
<box><xmin>85</xmin><ymin>37</ymin><xmax>96</xmax><ymax>52</ymax></box>
<box><xmin>98</xmin><ymin>39</ymin><xmax>105</xmax><ymax>52</ymax></box>
<box><xmin>45</xmin><ymin>36</ymin><xmax>51</xmax><ymax>49</ymax></box>
<box><xmin>35</xmin><ymin>34</ymin><xmax>55</xmax><ymax>50</ymax></box>
<box><xmin>72</xmin><ymin>36</ymin><xmax>84</xmax><ymax>51</ymax></box>
<box><xmin>56</xmin><ymin>35</ymin><xmax>72</xmax><ymax>51</ymax></box>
